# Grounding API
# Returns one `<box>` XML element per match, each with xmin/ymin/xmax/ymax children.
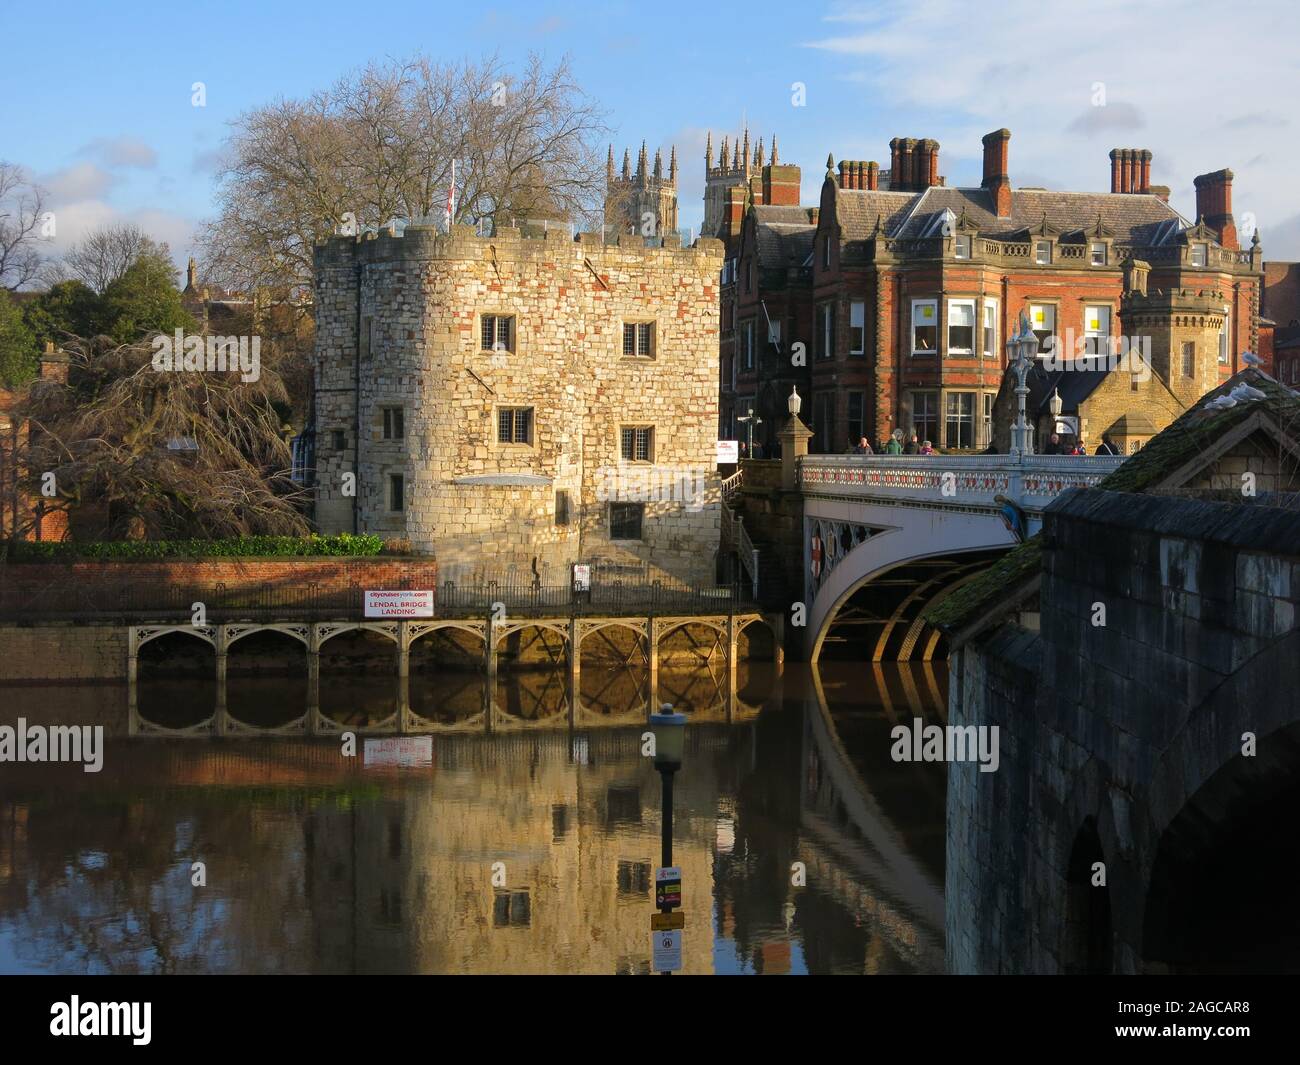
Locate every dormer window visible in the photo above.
<box><xmin>1190</xmin><ymin>242</ymin><xmax>1208</xmax><ymax>267</ymax></box>
<box><xmin>1089</xmin><ymin>242</ymin><xmax>1107</xmax><ymax>266</ymax></box>
<box><xmin>1034</xmin><ymin>240</ymin><xmax>1052</xmax><ymax>265</ymax></box>
<box><xmin>955</xmin><ymin>235</ymin><xmax>972</xmax><ymax>260</ymax></box>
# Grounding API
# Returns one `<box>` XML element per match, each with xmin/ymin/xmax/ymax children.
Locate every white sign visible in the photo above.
<box><xmin>364</xmin><ymin>736</ymin><xmax>433</xmax><ymax>767</ymax></box>
<box><xmin>652</xmin><ymin>929</ymin><xmax>683</xmax><ymax>972</ymax></box>
<box><xmin>572</xmin><ymin>564</ymin><xmax>591</xmax><ymax>592</ymax></box>
<box><xmin>1054</xmin><ymin>417</ymin><xmax>1079</xmax><ymax>435</ymax></box>
<box><xmin>716</xmin><ymin>440</ymin><xmax>739</xmax><ymax>464</ymax></box>
<box><xmin>364</xmin><ymin>590</ymin><xmax>434</xmax><ymax>618</ymax></box>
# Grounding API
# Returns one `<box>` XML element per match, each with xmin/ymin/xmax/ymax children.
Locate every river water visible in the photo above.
<box><xmin>0</xmin><ymin>661</ymin><xmax>946</xmax><ymax>974</ymax></box>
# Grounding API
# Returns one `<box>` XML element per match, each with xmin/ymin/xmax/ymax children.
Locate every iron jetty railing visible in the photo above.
<box><xmin>0</xmin><ymin>574</ymin><xmax>757</xmax><ymax>624</ymax></box>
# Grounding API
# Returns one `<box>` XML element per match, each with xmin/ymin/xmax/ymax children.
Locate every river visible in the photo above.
<box><xmin>0</xmin><ymin>660</ymin><xmax>946</xmax><ymax>974</ymax></box>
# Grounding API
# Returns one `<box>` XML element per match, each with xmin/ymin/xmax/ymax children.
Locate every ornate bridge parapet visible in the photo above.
<box><xmin>800</xmin><ymin>454</ymin><xmax>1124</xmax><ymax>512</ymax></box>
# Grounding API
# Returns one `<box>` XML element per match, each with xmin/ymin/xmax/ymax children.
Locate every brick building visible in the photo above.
<box><xmin>0</xmin><ymin>344</ymin><xmax>70</xmax><ymax>542</ymax></box>
<box><xmin>1261</xmin><ymin>260</ymin><xmax>1300</xmax><ymax>386</ymax></box>
<box><xmin>310</xmin><ymin>223</ymin><xmax>723</xmax><ymax>586</ymax></box>
<box><xmin>715</xmin><ymin>128</ymin><xmax>1263</xmax><ymax>455</ymax></box>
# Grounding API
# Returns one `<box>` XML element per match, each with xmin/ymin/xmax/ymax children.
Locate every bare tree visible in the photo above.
<box><xmin>14</xmin><ymin>335</ymin><xmax>309</xmax><ymax>540</ymax></box>
<box><xmin>0</xmin><ymin>163</ymin><xmax>48</xmax><ymax>290</ymax></box>
<box><xmin>195</xmin><ymin>52</ymin><xmax>609</xmax><ymax>293</ymax></box>
<box><xmin>56</xmin><ymin>223</ymin><xmax>174</xmax><ymax>294</ymax></box>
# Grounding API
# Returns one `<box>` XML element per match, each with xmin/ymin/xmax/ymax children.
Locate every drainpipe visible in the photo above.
<box><xmin>354</xmin><ymin>260</ymin><xmax>361</xmax><ymax>536</ymax></box>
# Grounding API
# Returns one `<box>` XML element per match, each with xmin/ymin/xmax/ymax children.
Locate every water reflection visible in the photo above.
<box><xmin>0</xmin><ymin>660</ymin><xmax>946</xmax><ymax>974</ymax></box>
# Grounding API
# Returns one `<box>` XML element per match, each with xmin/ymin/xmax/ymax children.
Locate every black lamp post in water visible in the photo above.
<box><xmin>649</xmin><ymin>702</ymin><xmax>686</xmax><ymax>974</ymax></box>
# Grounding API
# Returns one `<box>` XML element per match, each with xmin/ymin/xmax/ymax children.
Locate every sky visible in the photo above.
<box><xmin>4</xmin><ymin>0</ymin><xmax>1299</xmax><ymax>275</ymax></box>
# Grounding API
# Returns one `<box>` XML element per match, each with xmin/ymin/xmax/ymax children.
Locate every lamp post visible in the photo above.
<box><xmin>649</xmin><ymin>702</ymin><xmax>686</xmax><ymax>974</ymax></box>
<box><xmin>1007</xmin><ymin>309</ymin><xmax>1040</xmax><ymax>457</ymax></box>
<box><xmin>737</xmin><ymin>408</ymin><xmax>762</xmax><ymax>457</ymax></box>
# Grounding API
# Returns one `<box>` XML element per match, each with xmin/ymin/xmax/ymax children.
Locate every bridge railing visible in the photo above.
<box><xmin>798</xmin><ymin>453</ymin><xmax>1125</xmax><ymax>509</ymax></box>
<box><xmin>0</xmin><ymin>576</ymin><xmax>757</xmax><ymax>624</ymax></box>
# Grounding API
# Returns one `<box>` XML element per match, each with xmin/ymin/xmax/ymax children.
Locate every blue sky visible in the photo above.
<box><xmin>4</xmin><ymin>0</ymin><xmax>1298</xmax><ymax>269</ymax></box>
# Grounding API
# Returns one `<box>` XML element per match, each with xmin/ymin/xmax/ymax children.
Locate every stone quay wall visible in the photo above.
<box><xmin>947</xmin><ymin>488</ymin><xmax>1300</xmax><ymax>973</ymax></box>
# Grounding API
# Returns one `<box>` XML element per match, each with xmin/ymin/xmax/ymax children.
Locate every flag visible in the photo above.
<box><xmin>445</xmin><ymin>159</ymin><xmax>455</xmax><ymax>232</ymax></box>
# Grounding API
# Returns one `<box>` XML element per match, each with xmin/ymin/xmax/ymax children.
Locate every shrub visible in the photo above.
<box><xmin>5</xmin><ymin>534</ymin><xmax>385</xmax><ymax>562</ymax></box>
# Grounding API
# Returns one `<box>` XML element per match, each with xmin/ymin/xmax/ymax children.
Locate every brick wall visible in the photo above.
<box><xmin>1</xmin><ymin>557</ymin><xmax>439</xmax><ymax>597</ymax></box>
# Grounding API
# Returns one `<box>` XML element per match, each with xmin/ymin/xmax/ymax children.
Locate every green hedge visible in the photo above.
<box><xmin>5</xmin><ymin>533</ymin><xmax>386</xmax><ymax>562</ymax></box>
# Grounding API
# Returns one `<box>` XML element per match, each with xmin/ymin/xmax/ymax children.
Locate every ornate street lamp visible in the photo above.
<box><xmin>788</xmin><ymin>386</ymin><xmax>802</xmax><ymax>416</ymax></box>
<box><xmin>1007</xmin><ymin>309</ymin><xmax>1040</xmax><ymax>457</ymax></box>
<box><xmin>737</xmin><ymin>408</ymin><xmax>763</xmax><ymax>457</ymax></box>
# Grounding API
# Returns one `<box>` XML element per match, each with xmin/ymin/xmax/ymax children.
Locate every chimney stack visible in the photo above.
<box><xmin>1194</xmin><ymin>169</ymin><xmax>1238</xmax><ymax>250</ymax></box>
<box><xmin>899</xmin><ymin>138</ymin><xmax>916</xmax><ymax>190</ymax></box>
<box><xmin>1110</xmin><ymin>148</ymin><xmax>1154</xmax><ymax>193</ymax></box>
<box><xmin>982</xmin><ymin>129</ymin><xmax>1012</xmax><ymax>218</ymax></box>
<box><xmin>889</xmin><ymin>138</ymin><xmax>901</xmax><ymax>188</ymax></box>
<box><xmin>866</xmin><ymin>161</ymin><xmax>879</xmax><ymax>191</ymax></box>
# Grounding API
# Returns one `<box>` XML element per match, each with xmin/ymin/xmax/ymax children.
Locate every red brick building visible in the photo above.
<box><xmin>1261</xmin><ymin>260</ymin><xmax>1300</xmax><ymax>386</ymax></box>
<box><xmin>713</xmin><ymin>128</ymin><xmax>1263</xmax><ymax>455</ymax></box>
<box><xmin>0</xmin><ymin>344</ymin><xmax>70</xmax><ymax>542</ymax></box>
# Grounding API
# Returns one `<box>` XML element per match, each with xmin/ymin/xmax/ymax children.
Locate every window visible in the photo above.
<box><xmin>1034</xmin><ymin>240</ymin><xmax>1052</xmax><ymax>264</ymax></box>
<box><xmin>389</xmin><ymin>473</ymin><xmax>405</xmax><ymax>512</ymax></box>
<box><xmin>1182</xmin><ymin>341</ymin><xmax>1196</xmax><ymax>377</ymax></box>
<box><xmin>622</xmin><ymin>321</ymin><xmax>654</xmax><ymax>357</ymax></box>
<box><xmin>945</xmin><ymin>391</ymin><xmax>975</xmax><ymax>449</ymax></box>
<box><xmin>982</xmin><ymin>393</ymin><xmax>994</xmax><ymax>445</ymax></box>
<box><xmin>1219</xmin><ymin>305</ymin><xmax>1230</xmax><ymax>363</ymax></box>
<box><xmin>1129</xmin><ymin>439</ymin><xmax>1143</xmax><ymax>454</ymax></box>
<box><xmin>741</xmin><ymin>320</ymin><xmax>755</xmax><ymax>371</ymax></box>
<box><xmin>947</xmin><ymin>299</ymin><xmax>975</xmax><ymax>354</ymax></box>
<box><xmin>620</xmin><ymin>425</ymin><xmax>654</xmax><ymax>462</ymax></box>
<box><xmin>331</xmin><ymin>429</ymin><xmax>346</xmax><ymax>451</ymax></box>
<box><xmin>911</xmin><ymin>299</ymin><xmax>938</xmax><ymax>354</ymax></box>
<box><xmin>767</xmin><ymin>317</ymin><xmax>781</xmax><ymax>347</ymax></box>
<box><xmin>617</xmin><ymin>861</ymin><xmax>652</xmax><ymax>898</ymax></box>
<box><xmin>481</xmin><ymin>314</ymin><xmax>514</xmax><ymax>353</ymax></box>
<box><xmin>361</xmin><ymin>315</ymin><xmax>373</xmax><ymax>360</ymax></box>
<box><xmin>1190</xmin><ymin>242</ymin><xmax>1208</xmax><ymax>267</ymax></box>
<box><xmin>555</xmin><ymin>490</ymin><xmax>571</xmax><ymax>526</ymax></box>
<box><xmin>822</xmin><ymin>237</ymin><xmax>831</xmax><ymax>269</ymax></box>
<box><xmin>1029</xmin><ymin>304</ymin><xmax>1056</xmax><ymax>354</ymax></box>
<box><xmin>817</xmin><ymin>303</ymin><xmax>834</xmax><ymax>359</ymax></box>
<box><xmin>609</xmin><ymin>502</ymin><xmax>644</xmax><ymax>540</ymax></box>
<box><xmin>493</xmin><ymin>890</ymin><xmax>531</xmax><ymax>928</ymax></box>
<box><xmin>849</xmin><ymin>301</ymin><xmax>865</xmax><ymax>355</ymax></box>
<box><xmin>812</xmin><ymin>392</ymin><xmax>835</xmax><ymax>453</ymax></box>
<box><xmin>744</xmin><ymin>259</ymin><xmax>753</xmax><ymax>293</ymax></box>
<box><xmin>1083</xmin><ymin>306</ymin><xmax>1111</xmax><ymax>357</ymax></box>
<box><xmin>982</xmin><ymin>300</ymin><xmax>998</xmax><ymax>358</ymax></box>
<box><xmin>1090</xmin><ymin>242</ymin><xmax>1107</xmax><ymax>266</ymax></box>
<box><xmin>955</xmin><ymin>234</ymin><xmax>972</xmax><ymax>260</ymax></box>
<box><xmin>382</xmin><ymin>407</ymin><xmax>404</xmax><ymax>440</ymax></box>
<box><xmin>1131</xmin><ymin>372</ymin><xmax>1140</xmax><ymax>392</ymax></box>
<box><xmin>911</xmin><ymin>391</ymin><xmax>938</xmax><ymax>446</ymax></box>
<box><xmin>847</xmin><ymin>392</ymin><xmax>865</xmax><ymax>445</ymax></box>
<box><xmin>497</xmin><ymin>407</ymin><xmax>533</xmax><ymax>445</ymax></box>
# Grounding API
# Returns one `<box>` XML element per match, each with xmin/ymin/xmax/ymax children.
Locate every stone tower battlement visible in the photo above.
<box><xmin>311</xmin><ymin>222</ymin><xmax>724</xmax><ymax>584</ymax></box>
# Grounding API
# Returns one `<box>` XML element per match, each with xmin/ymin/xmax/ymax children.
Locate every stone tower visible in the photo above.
<box><xmin>702</xmin><ymin>129</ymin><xmax>801</xmax><ymax>249</ymax></box>
<box><xmin>1120</xmin><ymin>282</ymin><xmax>1227</xmax><ymax>408</ymax></box>
<box><xmin>605</xmin><ymin>141</ymin><xmax>678</xmax><ymax>240</ymax></box>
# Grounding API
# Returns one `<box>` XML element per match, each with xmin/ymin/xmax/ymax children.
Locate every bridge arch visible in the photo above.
<box><xmin>806</xmin><ymin>513</ymin><xmax>1015</xmax><ymax>663</ymax></box>
<box><xmin>1137</xmin><ymin>627</ymin><xmax>1300</xmax><ymax>972</ymax></box>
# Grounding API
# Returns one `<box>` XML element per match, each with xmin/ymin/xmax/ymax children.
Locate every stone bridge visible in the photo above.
<box><xmin>794</xmin><ymin>454</ymin><xmax>1123</xmax><ymax>661</ymax></box>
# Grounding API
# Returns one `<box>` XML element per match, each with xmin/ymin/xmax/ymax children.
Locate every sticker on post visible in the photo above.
<box><xmin>651</xmin><ymin>911</ymin><xmax>685</xmax><ymax>931</ymax></box>
<box><xmin>652</xmin><ymin>929</ymin><xmax>683</xmax><ymax>972</ymax></box>
<box><xmin>655</xmin><ymin>866</ymin><xmax>682</xmax><ymax>909</ymax></box>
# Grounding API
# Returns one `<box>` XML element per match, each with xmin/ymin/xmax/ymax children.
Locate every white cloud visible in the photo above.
<box><xmin>41</xmin><ymin>162</ymin><xmax>116</xmax><ymax>202</ymax></box>
<box><xmin>78</xmin><ymin>136</ymin><xmax>158</xmax><ymax>169</ymax></box>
